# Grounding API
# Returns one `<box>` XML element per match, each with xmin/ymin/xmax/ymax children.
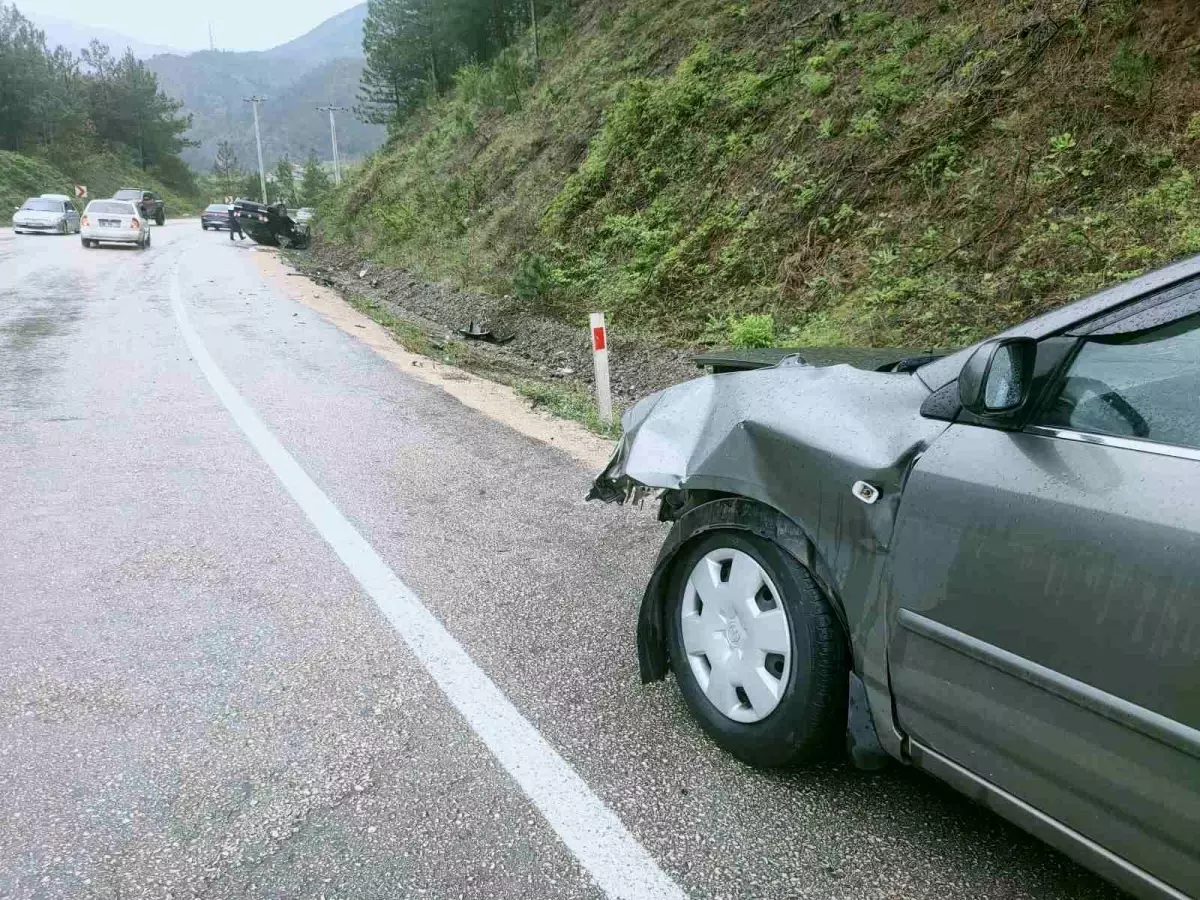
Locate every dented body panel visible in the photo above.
<box><xmin>590</xmin><ymin>363</ymin><xmax>950</xmax><ymax>753</ymax></box>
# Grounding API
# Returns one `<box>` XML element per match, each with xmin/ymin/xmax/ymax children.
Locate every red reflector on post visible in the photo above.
<box><xmin>592</xmin><ymin>326</ymin><xmax>606</xmax><ymax>352</ymax></box>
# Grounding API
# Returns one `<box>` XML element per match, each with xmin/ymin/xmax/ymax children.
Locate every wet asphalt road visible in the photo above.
<box><xmin>0</xmin><ymin>222</ymin><xmax>1123</xmax><ymax>900</ymax></box>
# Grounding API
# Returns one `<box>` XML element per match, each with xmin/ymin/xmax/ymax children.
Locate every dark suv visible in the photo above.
<box><xmin>112</xmin><ymin>189</ymin><xmax>165</xmax><ymax>226</ymax></box>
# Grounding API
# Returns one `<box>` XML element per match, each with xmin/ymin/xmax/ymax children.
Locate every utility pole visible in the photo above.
<box><xmin>243</xmin><ymin>96</ymin><xmax>268</xmax><ymax>204</ymax></box>
<box><xmin>317</xmin><ymin>106</ymin><xmax>348</xmax><ymax>186</ymax></box>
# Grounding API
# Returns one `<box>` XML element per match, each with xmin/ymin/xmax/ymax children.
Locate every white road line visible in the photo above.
<box><xmin>170</xmin><ymin>265</ymin><xmax>687</xmax><ymax>900</ymax></box>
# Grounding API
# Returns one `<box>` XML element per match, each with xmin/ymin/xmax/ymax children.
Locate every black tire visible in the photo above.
<box><xmin>666</xmin><ymin>529</ymin><xmax>847</xmax><ymax>767</ymax></box>
<box><xmin>155</xmin><ymin>211</ymin><xmax>165</xmax><ymax>226</ymax></box>
<box><xmin>201</xmin><ymin>224</ymin><xmax>208</xmax><ymax>231</ymax></box>
<box><xmin>81</xmin><ymin>238</ymin><xmax>92</xmax><ymax>248</ymax></box>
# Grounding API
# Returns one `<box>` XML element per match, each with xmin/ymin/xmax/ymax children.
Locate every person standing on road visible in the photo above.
<box><xmin>228</xmin><ymin>204</ymin><xmax>246</xmax><ymax>241</ymax></box>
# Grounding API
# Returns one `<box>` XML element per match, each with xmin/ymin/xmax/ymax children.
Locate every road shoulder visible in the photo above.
<box><xmin>249</xmin><ymin>247</ymin><xmax>616</xmax><ymax>471</ymax></box>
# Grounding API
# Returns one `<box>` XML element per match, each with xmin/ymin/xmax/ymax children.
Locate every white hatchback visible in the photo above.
<box><xmin>80</xmin><ymin>199</ymin><xmax>151</xmax><ymax>249</ymax></box>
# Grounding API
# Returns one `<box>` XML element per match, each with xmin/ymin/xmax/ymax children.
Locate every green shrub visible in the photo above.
<box><xmin>1109</xmin><ymin>40</ymin><xmax>1155</xmax><ymax>100</ymax></box>
<box><xmin>514</xmin><ymin>252</ymin><xmax>554</xmax><ymax>303</ymax></box>
<box><xmin>849</xmin><ymin>109</ymin><xmax>884</xmax><ymax>140</ymax></box>
<box><xmin>802</xmin><ymin>70</ymin><xmax>833</xmax><ymax>97</ymax></box>
<box><xmin>728</xmin><ymin>313</ymin><xmax>775</xmax><ymax>348</ymax></box>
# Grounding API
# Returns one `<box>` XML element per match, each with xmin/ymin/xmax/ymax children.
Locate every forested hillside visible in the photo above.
<box><xmin>326</xmin><ymin>0</ymin><xmax>1200</xmax><ymax>350</ymax></box>
<box><xmin>0</xmin><ymin>2</ymin><xmax>200</xmax><ymax>221</ymax></box>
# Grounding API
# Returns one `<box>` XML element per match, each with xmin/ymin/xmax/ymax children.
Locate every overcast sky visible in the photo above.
<box><xmin>18</xmin><ymin>0</ymin><xmax>363</xmax><ymax>53</ymax></box>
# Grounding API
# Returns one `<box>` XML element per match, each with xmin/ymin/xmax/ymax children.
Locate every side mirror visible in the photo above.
<box><xmin>959</xmin><ymin>338</ymin><xmax>1037</xmax><ymax>417</ymax></box>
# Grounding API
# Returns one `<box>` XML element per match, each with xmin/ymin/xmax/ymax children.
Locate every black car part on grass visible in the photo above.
<box><xmin>458</xmin><ymin>320</ymin><xmax>515</xmax><ymax>344</ymax></box>
<box><xmin>232</xmin><ymin>200</ymin><xmax>311</xmax><ymax>249</ymax></box>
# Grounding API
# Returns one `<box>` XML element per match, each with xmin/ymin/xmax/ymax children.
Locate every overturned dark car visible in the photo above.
<box><xmin>231</xmin><ymin>199</ymin><xmax>311</xmax><ymax>249</ymax></box>
<box><xmin>591</xmin><ymin>256</ymin><xmax>1200</xmax><ymax>900</ymax></box>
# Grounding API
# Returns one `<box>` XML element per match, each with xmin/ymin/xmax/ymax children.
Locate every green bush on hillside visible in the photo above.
<box><xmin>727</xmin><ymin>314</ymin><xmax>775</xmax><ymax>348</ymax></box>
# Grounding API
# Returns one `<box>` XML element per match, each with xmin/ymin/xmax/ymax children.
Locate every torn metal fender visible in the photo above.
<box><xmin>590</xmin><ymin>363</ymin><xmax>950</xmax><ymax>597</ymax></box>
<box><xmin>590</xmin><ymin>363</ymin><xmax>952</xmax><ymax>756</ymax></box>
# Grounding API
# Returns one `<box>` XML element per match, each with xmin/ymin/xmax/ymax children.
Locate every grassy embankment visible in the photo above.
<box><xmin>1</xmin><ymin>150</ymin><xmax>202</xmax><ymax>225</ymax></box>
<box><xmin>323</xmin><ymin>0</ymin><xmax>1200</xmax><ymax>353</ymax></box>
<box><xmin>341</xmin><ymin>289</ymin><xmax>622</xmax><ymax>436</ymax></box>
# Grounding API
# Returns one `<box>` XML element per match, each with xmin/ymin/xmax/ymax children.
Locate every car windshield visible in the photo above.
<box><xmin>205</xmin><ymin>204</ymin><xmax>230</xmax><ymax>212</ymax></box>
<box><xmin>21</xmin><ymin>199</ymin><xmax>61</xmax><ymax>212</ymax></box>
<box><xmin>87</xmin><ymin>201</ymin><xmax>134</xmax><ymax>215</ymax></box>
<box><xmin>112</xmin><ymin>190</ymin><xmax>141</xmax><ymax>200</ymax></box>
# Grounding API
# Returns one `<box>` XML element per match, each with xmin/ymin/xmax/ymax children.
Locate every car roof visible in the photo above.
<box><xmin>40</xmin><ymin>193</ymin><xmax>72</xmax><ymax>201</ymax></box>
<box><xmin>917</xmin><ymin>253</ymin><xmax>1200</xmax><ymax>390</ymax></box>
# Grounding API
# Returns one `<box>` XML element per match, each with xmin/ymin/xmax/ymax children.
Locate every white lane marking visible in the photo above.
<box><xmin>170</xmin><ymin>265</ymin><xmax>686</xmax><ymax>900</ymax></box>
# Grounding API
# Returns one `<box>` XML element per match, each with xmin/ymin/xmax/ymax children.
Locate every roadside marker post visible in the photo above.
<box><xmin>590</xmin><ymin>312</ymin><xmax>613</xmax><ymax>426</ymax></box>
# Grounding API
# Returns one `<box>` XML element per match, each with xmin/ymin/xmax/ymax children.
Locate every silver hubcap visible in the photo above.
<box><xmin>680</xmin><ymin>548</ymin><xmax>792</xmax><ymax>723</ymax></box>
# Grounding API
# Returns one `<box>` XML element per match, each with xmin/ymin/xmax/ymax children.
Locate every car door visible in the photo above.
<box><xmin>64</xmin><ymin>201</ymin><xmax>79</xmax><ymax>230</ymax></box>
<box><xmin>887</xmin><ymin>300</ymin><xmax>1200</xmax><ymax>896</ymax></box>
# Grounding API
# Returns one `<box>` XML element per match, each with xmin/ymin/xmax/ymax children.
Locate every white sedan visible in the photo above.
<box><xmin>12</xmin><ymin>196</ymin><xmax>81</xmax><ymax>234</ymax></box>
<box><xmin>80</xmin><ymin>199</ymin><xmax>151</xmax><ymax>249</ymax></box>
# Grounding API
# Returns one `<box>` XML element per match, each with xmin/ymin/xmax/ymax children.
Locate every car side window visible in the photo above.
<box><xmin>1036</xmin><ymin>312</ymin><xmax>1200</xmax><ymax>450</ymax></box>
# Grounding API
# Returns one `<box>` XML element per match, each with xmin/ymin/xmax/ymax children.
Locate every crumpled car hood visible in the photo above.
<box><xmin>15</xmin><ymin>212</ymin><xmax>63</xmax><ymax>224</ymax></box>
<box><xmin>590</xmin><ymin>363</ymin><xmax>951</xmax><ymax>589</ymax></box>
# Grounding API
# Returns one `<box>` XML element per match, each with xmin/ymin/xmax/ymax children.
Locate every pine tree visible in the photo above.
<box><xmin>300</xmin><ymin>151</ymin><xmax>332</xmax><ymax>207</ymax></box>
<box><xmin>354</xmin><ymin>0</ymin><xmax>536</xmax><ymax>128</ymax></box>
<box><xmin>357</xmin><ymin>0</ymin><xmax>434</xmax><ymax>126</ymax></box>
<box><xmin>212</xmin><ymin>140</ymin><xmax>241</xmax><ymax>198</ymax></box>
<box><xmin>274</xmin><ymin>156</ymin><xmax>297</xmax><ymax>206</ymax></box>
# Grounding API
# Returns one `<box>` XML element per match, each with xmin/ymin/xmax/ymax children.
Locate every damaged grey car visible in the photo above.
<box><xmin>590</xmin><ymin>255</ymin><xmax>1200</xmax><ymax>900</ymax></box>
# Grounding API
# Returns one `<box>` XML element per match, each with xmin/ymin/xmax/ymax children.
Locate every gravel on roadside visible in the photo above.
<box><xmin>288</xmin><ymin>241</ymin><xmax>701</xmax><ymax>409</ymax></box>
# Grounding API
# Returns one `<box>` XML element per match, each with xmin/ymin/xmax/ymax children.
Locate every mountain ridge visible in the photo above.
<box><xmin>25</xmin><ymin>11</ymin><xmax>183</xmax><ymax>59</ymax></box>
<box><xmin>146</xmin><ymin>3</ymin><xmax>380</xmax><ymax>171</ymax></box>
<box><xmin>33</xmin><ymin>3</ymin><xmax>382</xmax><ymax>174</ymax></box>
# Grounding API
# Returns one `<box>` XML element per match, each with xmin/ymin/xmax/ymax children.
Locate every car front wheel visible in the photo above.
<box><xmin>666</xmin><ymin>530</ymin><xmax>847</xmax><ymax>767</ymax></box>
